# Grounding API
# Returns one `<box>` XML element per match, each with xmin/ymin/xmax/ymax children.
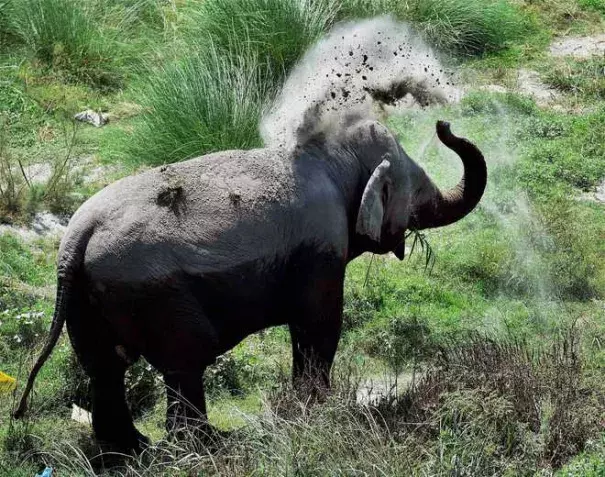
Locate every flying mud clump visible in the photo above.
<box><xmin>261</xmin><ymin>16</ymin><xmax>461</xmax><ymax>150</ymax></box>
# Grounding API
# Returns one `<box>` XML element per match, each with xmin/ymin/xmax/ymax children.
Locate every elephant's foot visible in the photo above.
<box><xmin>167</xmin><ymin>419</ymin><xmax>230</xmax><ymax>451</ymax></box>
<box><xmin>95</xmin><ymin>428</ymin><xmax>151</xmax><ymax>462</ymax></box>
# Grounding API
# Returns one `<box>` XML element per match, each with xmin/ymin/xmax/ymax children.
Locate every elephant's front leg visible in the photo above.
<box><xmin>288</xmin><ymin>271</ymin><xmax>344</xmax><ymax>395</ymax></box>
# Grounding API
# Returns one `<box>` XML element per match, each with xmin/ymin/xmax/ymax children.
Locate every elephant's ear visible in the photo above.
<box><xmin>356</xmin><ymin>157</ymin><xmax>392</xmax><ymax>243</ymax></box>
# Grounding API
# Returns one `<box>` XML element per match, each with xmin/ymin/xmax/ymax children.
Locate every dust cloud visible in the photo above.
<box><xmin>261</xmin><ymin>16</ymin><xmax>461</xmax><ymax>149</ymax></box>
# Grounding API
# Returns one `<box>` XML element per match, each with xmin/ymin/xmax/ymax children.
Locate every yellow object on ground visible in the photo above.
<box><xmin>0</xmin><ymin>371</ymin><xmax>16</xmax><ymax>394</ymax></box>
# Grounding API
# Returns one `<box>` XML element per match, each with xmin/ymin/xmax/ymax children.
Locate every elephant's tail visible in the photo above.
<box><xmin>13</xmin><ymin>273</ymin><xmax>74</xmax><ymax>419</ymax></box>
<box><xmin>13</xmin><ymin>224</ymin><xmax>94</xmax><ymax>419</ymax></box>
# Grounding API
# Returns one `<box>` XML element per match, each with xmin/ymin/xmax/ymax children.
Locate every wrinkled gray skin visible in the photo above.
<box><xmin>15</xmin><ymin>119</ymin><xmax>486</xmax><ymax>455</ymax></box>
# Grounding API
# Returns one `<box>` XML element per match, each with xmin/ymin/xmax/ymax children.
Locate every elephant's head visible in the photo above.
<box><xmin>353</xmin><ymin>120</ymin><xmax>487</xmax><ymax>258</ymax></box>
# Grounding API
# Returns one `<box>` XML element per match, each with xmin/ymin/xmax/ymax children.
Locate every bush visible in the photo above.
<box><xmin>362</xmin><ymin>315</ymin><xmax>435</xmax><ymax>380</ymax></box>
<box><xmin>376</xmin><ymin>334</ymin><xmax>603</xmax><ymax>470</ymax></box>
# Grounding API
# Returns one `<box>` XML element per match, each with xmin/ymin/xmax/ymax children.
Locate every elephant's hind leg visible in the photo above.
<box><xmin>164</xmin><ymin>370</ymin><xmax>209</xmax><ymax>438</ymax></box>
<box><xmin>133</xmin><ymin>285</ymin><xmax>220</xmax><ymax>442</ymax></box>
<box><xmin>66</xmin><ymin>293</ymin><xmax>149</xmax><ymax>457</ymax></box>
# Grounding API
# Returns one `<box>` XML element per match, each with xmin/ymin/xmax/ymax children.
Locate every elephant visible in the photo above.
<box><xmin>14</xmin><ymin>118</ymin><xmax>486</xmax><ymax>455</ymax></box>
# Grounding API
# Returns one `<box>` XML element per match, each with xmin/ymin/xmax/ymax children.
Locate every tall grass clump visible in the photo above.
<box><xmin>116</xmin><ymin>0</ymin><xmax>338</xmax><ymax>166</ymax></box>
<box><xmin>6</xmin><ymin>0</ymin><xmax>119</xmax><ymax>88</ymax></box>
<box><xmin>5</xmin><ymin>0</ymin><xmax>168</xmax><ymax>89</ymax></box>
<box><xmin>187</xmin><ymin>0</ymin><xmax>337</xmax><ymax>79</ymax></box>
<box><xmin>339</xmin><ymin>0</ymin><xmax>532</xmax><ymax>55</ymax></box>
<box><xmin>407</xmin><ymin>0</ymin><xmax>532</xmax><ymax>54</ymax></box>
<box><xmin>120</xmin><ymin>41</ymin><xmax>275</xmax><ymax>166</ymax></box>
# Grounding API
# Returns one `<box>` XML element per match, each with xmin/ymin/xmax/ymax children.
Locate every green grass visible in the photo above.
<box><xmin>3</xmin><ymin>0</ymin><xmax>171</xmax><ymax>90</ymax></box>
<box><xmin>339</xmin><ymin>0</ymin><xmax>535</xmax><ymax>55</ymax></box>
<box><xmin>111</xmin><ymin>0</ymin><xmax>337</xmax><ymax>166</ymax></box>
<box><xmin>5</xmin><ymin>0</ymin><xmax>120</xmax><ymax>89</ymax></box>
<box><xmin>543</xmin><ymin>57</ymin><xmax>605</xmax><ymax>101</ymax></box>
<box><xmin>578</xmin><ymin>0</ymin><xmax>605</xmax><ymax>14</ymax></box>
<box><xmin>112</xmin><ymin>41</ymin><xmax>275</xmax><ymax>166</ymax></box>
<box><xmin>186</xmin><ymin>0</ymin><xmax>337</xmax><ymax>78</ymax></box>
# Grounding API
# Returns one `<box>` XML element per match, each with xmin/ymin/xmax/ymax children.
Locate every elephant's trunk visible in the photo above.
<box><xmin>411</xmin><ymin>121</ymin><xmax>487</xmax><ymax>230</ymax></box>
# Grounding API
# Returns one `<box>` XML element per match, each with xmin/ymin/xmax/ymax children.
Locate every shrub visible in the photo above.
<box><xmin>362</xmin><ymin>315</ymin><xmax>435</xmax><ymax>378</ymax></box>
<box><xmin>377</xmin><ymin>334</ymin><xmax>603</xmax><ymax>469</ymax></box>
<box><xmin>0</xmin><ymin>128</ymin><xmax>27</xmax><ymax>220</ymax></box>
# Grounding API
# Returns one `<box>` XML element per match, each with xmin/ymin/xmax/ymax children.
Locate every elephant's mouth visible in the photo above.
<box><xmin>393</xmin><ymin>241</ymin><xmax>406</xmax><ymax>260</ymax></box>
<box><xmin>393</xmin><ymin>237</ymin><xmax>406</xmax><ymax>260</ymax></box>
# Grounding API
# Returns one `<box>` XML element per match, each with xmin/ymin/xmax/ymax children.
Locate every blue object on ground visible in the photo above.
<box><xmin>35</xmin><ymin>467</ymin><xmax>53</xmax><ymax>477</ymax></box>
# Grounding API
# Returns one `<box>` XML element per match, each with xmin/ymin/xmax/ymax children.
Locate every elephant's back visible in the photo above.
<box><xmin>66</xmin><ymin>148</ymin><xmax>313</xmax><ymax>283</ymax></box>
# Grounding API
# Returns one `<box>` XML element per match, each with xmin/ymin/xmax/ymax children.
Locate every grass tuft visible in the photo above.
<box><xmin>5</xmin><ymin>0</ymin><xmax>120</xmax><ymax>89</ymax></box>
<box><xmin>339</xmin><ymin>0</ymin><xmax>533</xmax><ymax>55</ymax></box>
<box><xmin>116</xmin><ymin>41</ymin><xmax>275</xmax><ymax>166</ymax></box>
<box><xmin>115</xmin><ymin>0</ymin><xmax>337</xmax><ymax>166</ymax></box>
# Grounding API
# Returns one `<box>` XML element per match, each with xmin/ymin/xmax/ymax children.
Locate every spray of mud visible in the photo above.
<box><xmin>261</xmin><ymin>16</ymin><xmax>461</xmax><ymax>149</ymax></box>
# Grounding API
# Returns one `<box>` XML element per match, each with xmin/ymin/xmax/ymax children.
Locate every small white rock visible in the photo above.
<box><xmin>74</xmin><ymin>110</ymin><xmax>109</xmax><ymax>127</ymax></box>
<box><xmin>71</xmin><ymin>403</ymin><xmax>92</xmax><ymax>425</ymax></box>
